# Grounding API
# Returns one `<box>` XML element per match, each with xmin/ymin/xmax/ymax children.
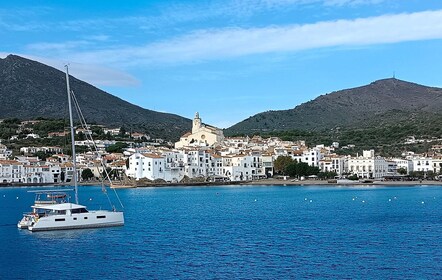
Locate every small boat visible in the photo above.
<box><xmin>18</xmin><ymin>65</ymin><xmax>124</xmax><ymax>232</ymax></box>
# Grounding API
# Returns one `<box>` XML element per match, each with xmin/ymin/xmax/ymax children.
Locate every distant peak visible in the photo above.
<box><xmin>369</xmin><ymin>78</ymin><xmax>419</xmax><ymax>88</ymax></box>
<box><xmin>5</xmin><ymin>54</ymin><xmax>22</xmax><ymax>60</ymax></box>
<box><xmin>373</xmin><ymin>77</ymin><xmax>402</xmax><ymax>83</ymax></box>
<box><xmin>2</xmin><ymin>54</ymin><xmax>30</xmax><ymax>63</ymax></box>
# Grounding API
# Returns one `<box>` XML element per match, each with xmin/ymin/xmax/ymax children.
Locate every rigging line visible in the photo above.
<box><xmin>70</xmin><ymin>91</ymin><xmax>116</xmax><ymax>210</ymax></box>
<box><xmin>70</xmin><ymin>90</ymin><xmax>124</xmax><ymax>210</ymax></box>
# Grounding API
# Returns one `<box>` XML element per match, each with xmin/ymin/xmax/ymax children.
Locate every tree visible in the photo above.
<box><xmin>106</xmin><ymin>142</ymin><xmax>129</xmax><ymax>153</ymax></box>
<box><xmin>317</xmin><ymin>171</ymin><xmax>338</xmax><ymax>179</ymax></box>
<box><xmin>77</xmin><ymin>132</ymin><xmax>85</xmax><ymax>141</ymax></box>
<box><xmin>397</xmin><ymin>168</ymin><xmax>407</xmax><ymax>175</ymax></box>
<box><xmin>284</xmin><ymin>161</ymin><xmax>320</xmax><ymax>178</ymax></box>
<box><xmin>119</xmin><ymin>126</ymin><xmax>127</xmax><ymax>137</ymax></box>
<box><xmin>273</xmin><ymin>156</ymin><xmax>294</xmax><ymax>175</ymax></box>
<box><xmin>81</xmin><ymin>168</ymin><xmax>94</xmax><ymax>181</ymax></box>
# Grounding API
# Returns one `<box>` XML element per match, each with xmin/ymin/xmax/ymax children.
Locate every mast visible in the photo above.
<box><xmin>65</xmin><ymin>65</ymin><xmax>79</xmax><ymax>204</ymax></box>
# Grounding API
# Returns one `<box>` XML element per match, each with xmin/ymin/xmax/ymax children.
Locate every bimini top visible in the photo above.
<box><xmin>32</xmin><ymin>203</ymin><xmax>86</xmax><ymax>211</ymax></box>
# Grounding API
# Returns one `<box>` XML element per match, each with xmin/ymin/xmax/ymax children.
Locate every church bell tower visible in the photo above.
<box><xmin>192</xmin><ymin>112</ymin><xmax>202</xmax><ymax>134</ymax></box>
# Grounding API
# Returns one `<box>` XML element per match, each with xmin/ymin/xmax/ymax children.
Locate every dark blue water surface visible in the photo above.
<box><xmin>1</xmin><ymin>185</ymin><xmax>442</xmax><ymax>279</ymax></box>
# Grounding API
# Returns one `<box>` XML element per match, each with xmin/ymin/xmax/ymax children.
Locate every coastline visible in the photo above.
<box><xmin>1</xmin><ymin>179</ymin><xmax>441</xmax><ymax>188</ymax></box>
<box><xmin>244</xmin><ymin>179</ymin><xmax>442</xmax><ymax>186</ymax></box>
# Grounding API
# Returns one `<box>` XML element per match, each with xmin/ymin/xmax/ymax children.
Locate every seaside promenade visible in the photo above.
<box><xmin>246</xmin><ymin>178</ymin><xmax>442</xmax><ymax>186</ymax></box>
<box><xmin>2</xmin><ymin>178</ymin><xmax>441</xmax><ymax>188</ymax></box>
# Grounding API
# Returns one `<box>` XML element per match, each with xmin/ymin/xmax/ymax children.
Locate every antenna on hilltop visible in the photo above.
<box><xmin>393</xmin><ymin>71</ymin><xmax>396</xmax><ymax>79</ymax></box>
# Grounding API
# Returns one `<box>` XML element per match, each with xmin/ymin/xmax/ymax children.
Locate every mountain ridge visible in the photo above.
<box><xmin>0</xmin><ymin>54</ymin><xmax>191</xmax><ymax>140</ymax></box>
<box><xmin>226</xmin><ymin>77</ymin><xmax>442</xmax><ymax>135</ymax></box>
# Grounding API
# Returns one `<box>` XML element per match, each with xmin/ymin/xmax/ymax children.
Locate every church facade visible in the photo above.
<box><xmin>175</xmin><ymin>113</ymin><xmax>225</xmax><ymax>148</ymax></box>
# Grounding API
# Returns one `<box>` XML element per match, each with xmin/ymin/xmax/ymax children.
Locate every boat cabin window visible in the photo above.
<box><xmin>71</xmin><ymin>208</ymin><xmax>89</xmax><ymax>214</ymax></box>
<box><xmin>55</xmin><ymin>218</ymin><xmax>65</xmax><ymax>222</ymax></box>
<box><xmin>54</xmin><ymin>210</ymin><xmax>66</xmax><ymax>215</ymax></box>
<box><xmin>97</xmin><ymin>215</ymin><xmax>106</xmax><ymax>219</ymax></box>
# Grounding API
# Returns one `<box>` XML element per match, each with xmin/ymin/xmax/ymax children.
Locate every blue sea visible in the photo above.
<box><xmin>1</xmin><ymin>185</ymin><xmax>442</xmax><ymax>279</ymax></box>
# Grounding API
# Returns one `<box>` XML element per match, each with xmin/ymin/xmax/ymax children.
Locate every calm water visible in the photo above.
<box><xmin>1</xmin><ymin>185</ymin><xmax>441</xmax><ymax>279</ymax></box>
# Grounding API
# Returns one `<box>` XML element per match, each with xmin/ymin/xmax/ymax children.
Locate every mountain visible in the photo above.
<box><xmin>0</xmin><ymin>54</ymin><xmax>191</xmax><ymax>140</ymax></box>
<box><xmin>226</xmin><ymin>78</ymin><xmax>442</xmax><ymax>135</ymax></box>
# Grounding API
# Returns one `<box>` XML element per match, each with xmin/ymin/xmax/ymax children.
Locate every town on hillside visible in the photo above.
<box><xmin>1</xmin><ymin>113</ymin><xmax>441</xmax><ymax>185</ymax></box>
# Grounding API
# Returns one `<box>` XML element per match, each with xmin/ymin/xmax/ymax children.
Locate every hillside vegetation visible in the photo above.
<box><xmin>0</xmin><ymin>55</ymin><xmax>191</xmax><ymax>140</ymax></box>
<box><xmin>226</xmin><ymin>79</ymin><xmax>442</xmax><ymax>156</ymax></box>
<box><xmin>227</xmin><ymin>78</ymin><xmax>442</xmax><ymax>134</ymax></box>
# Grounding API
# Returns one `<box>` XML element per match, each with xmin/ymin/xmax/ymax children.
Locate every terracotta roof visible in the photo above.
<box><xmin>0</xmin><ymin>160</ymin><xmax>22</xmax><ymax>165</ymax></box>
<box><xmin>142</xmin><ymin>153</ymin><xmax>164</xmax><ymax>159</ymax></box>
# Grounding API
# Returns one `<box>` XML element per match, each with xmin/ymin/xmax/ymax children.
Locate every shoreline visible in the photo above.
<box><xmin>1</xmin><ymin>179</ymin><xmax>441</xmax><ymax>188</ymax></box>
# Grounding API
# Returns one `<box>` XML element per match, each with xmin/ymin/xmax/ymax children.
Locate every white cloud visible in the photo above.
<box><xmin>322</xmin><ymin>0</ymin><xmax>385</xmax><ymax>6</ymax></box>
<box><xmin>52</xmin><ymin>10</ymin><xmax>442</xmax><ymax>67</ymax></box>
<box><xmin>27</xmin><ymin>41</ymin><xmax>91</xmax><ymax>52</ymax></box>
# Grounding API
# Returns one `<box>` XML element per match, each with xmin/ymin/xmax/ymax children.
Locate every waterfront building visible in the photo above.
<box><xmin>391</xmin><ymin>158</ymin><xmax>413</xmax><ymax>174</ymax></box>
<box><xmin>127</xmin><ymin>152</ymin><xmax>181</xmax><ymax>182</ymax></box>
<box><xmin>319</xmin><ymin>155</ymin><xmax>347</xmax><ymax>175</ymax></box>
<box><xmin>261</xmin><ymin>154</ymin><xmax>274</xmax><ymax>178</ymax></box>
<box><xmin>412</xmin><ymin>157</ymin><xmax>433</xmax><ymax>173</ymax></box>
<box><xmin>432</xmin><ymin>157</ymin><xmax>442</xmax><ymax>174</ymax></box>
<box><xmin>22</xmin><ymin>164</ymin><xmax>53</xmax><ymax>183</ymax></box>
<box><xmin>289</xmin><ymin>147</ymin><xmax>323</xmax><ymax>167</ymax></box>
<box><xmin>0</xmin><ymin>160</ymin><xmax>24</xmax><ymax>183</ymax></box>
<box><xmin>347</xmin><ymin>150</ymin><xmax>388</xmax><ymax>179</ymax></box>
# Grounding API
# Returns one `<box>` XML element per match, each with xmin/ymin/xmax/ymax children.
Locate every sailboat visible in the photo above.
<box><xmin>17</xmin><ymin>66</ymin><xmax>124</xmax><ymax>232</ymax></box>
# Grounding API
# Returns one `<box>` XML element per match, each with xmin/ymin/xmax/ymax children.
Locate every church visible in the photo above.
<box><xmin>175</xmin><ymin>112</ymin><xmax>225</xmax><ymax>148</ymax></box>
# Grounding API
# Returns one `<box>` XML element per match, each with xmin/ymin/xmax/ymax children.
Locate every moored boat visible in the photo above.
<box><xmin>18</xmin><ymin>65</ymin><xmax>124</xmax><ymax>232</ymax></box>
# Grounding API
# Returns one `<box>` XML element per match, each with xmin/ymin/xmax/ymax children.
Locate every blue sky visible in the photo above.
<box><xmin>2</xmin><ymin>0</ymin><xmax>442</xmax><ymax>128</ymax></box>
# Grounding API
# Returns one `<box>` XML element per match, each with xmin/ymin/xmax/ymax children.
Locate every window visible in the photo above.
<box><xmin>73</xmin><ymin>217</ymin><xmax>77</xmax><ymax>220</ymax></box>
<box><xmin>55</xmin><ymin>218</ymin><xmax>65</xmax><ymax>222</ymax></box>
<box><xmin>97</xmin><ymin>215</ymin><xmax>106</xmax><ymax>219</ymax></box>
<box><xmin>72</xmin><ymin>208</ymin><xmax>88</xmax><ymax>214</ymax></box>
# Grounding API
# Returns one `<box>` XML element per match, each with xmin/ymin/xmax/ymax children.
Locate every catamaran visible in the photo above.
<box><xmin>18</xmin><ymin>66</ymin><xmax>124</xmax><ymax>232</ymax></box>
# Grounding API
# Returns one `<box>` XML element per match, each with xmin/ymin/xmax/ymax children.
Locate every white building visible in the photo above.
<box><xmin>0</xmin><ymin>144</ymin><xmax>12</xmax><ymax>160</ymax></box>
<box><xmin>432</xmin><ymin>157</ymin><xmax>442</xmax><ymax>174</ymax></box>
<box><xmin>412</xmin><ymin>157</ymin><xmax>433</xmax><ymax>173</ymax></box>
<box><xmin>319</xmin><ymin>155</ymin><xmax>346</xmax><ymax>176</ymax></box>
<box><xmin>391</xmin><ymin>158</ymin><xmax>413</xmax><ymax>174</ymax></box>
<box><xmin>175</xmin><ymin>112</ymin><xmax>224</xmax><ymax>148</ymax></box>
<box><xmin>292</xmin><ymin>147</ymin><xmax>323</xmax><ymax>167</ymax></box>
<box><xmin>127</xmin><ymin>153</ymin><xmax>178</xmax><ymax>182</ymax></box>
<box><xmin>22</xmin><ymin>165</ymin><xmax>53</xmax><ymax>184</ymax></box>
<box><xmin>0</xmin><ymin>160</ymin><xmax>24</xmax><ymax>183</ymax></box>
<box><xmin>347</xmin><ymin>150</ymin><xmax>388</xmax><ymax>179</ymax></box>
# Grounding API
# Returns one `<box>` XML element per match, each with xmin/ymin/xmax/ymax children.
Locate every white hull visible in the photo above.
<box><xmin>17</xmin><ymin>214</ymin><xmax>34</xmax><ymax>229</ymax></box>
<box><xmin>28</xmin><ymin>210</ymin><xmax>124</xmax><ymax>232</ymax></box>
